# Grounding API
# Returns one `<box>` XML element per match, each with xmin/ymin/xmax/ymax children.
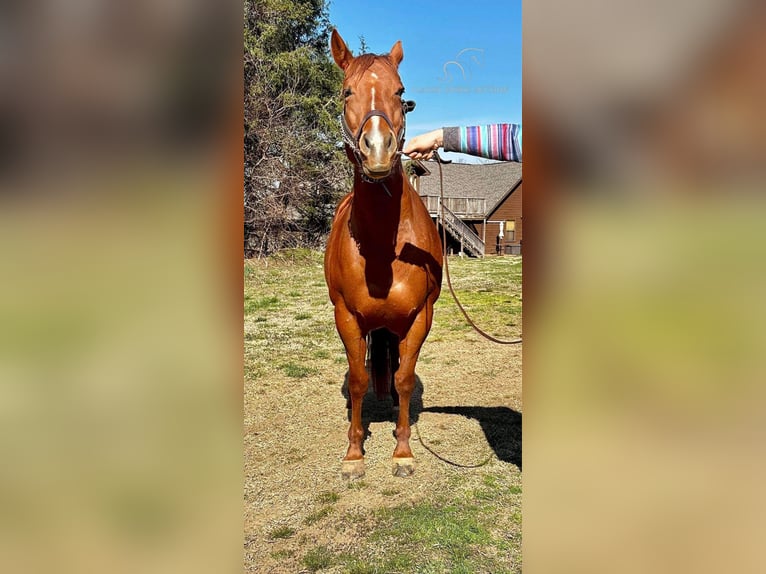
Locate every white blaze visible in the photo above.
<box><xmin>367</xmin><ymin>85</ymin><xmax>385</xmax><ymax>149</ymax></box>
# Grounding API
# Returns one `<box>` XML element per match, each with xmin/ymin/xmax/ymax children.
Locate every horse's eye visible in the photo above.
<box><xmin>343</xmin><ymin>88</ymin><xmax>353</xmax><ymax>98</ymax></box>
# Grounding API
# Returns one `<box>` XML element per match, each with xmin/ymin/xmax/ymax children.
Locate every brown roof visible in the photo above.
<box><xmin>416</xmin><ymin>161</ymin><xmax>522</xmax><ymax>217</ymax></box>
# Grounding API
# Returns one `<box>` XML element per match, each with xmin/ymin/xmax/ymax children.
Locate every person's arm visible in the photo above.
<box><xmin>404</xmin><ymin>124</ymin><xmax>522</xmax><ymax>162</ymax></box>
<box><xmin>443</xmin><ymin>124</ymin><xmax>522</xmax><ymax>162</ymax></box>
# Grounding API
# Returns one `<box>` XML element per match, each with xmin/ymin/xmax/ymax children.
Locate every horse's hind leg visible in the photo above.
<box><xmin>335</xmin><ymin>302</ymin><xmax>368</xmax><ymax>479</ymax></box>
<box><xmin>389</xmin><ymin>334</ymin><xmax>400</xmax><ymax>407</ymax></box>
<box><xmin>392</xmin><ymin>306</ymin><xmax>433</xmax><ymax>477</ymax></box>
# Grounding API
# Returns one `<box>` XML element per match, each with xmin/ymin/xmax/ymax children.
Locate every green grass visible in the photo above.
<box><xmin>483</xmin><ymin>474</ymin><xmax>501</xmax><ymax>488</ymax></box>
<box><xmin>244</xmin><ymin>295</ymin><xmax>280</xmax><ymax>313</ymax></box>
<box><xmin>268</xmin><ymin>525</ymin><xmax>296</xmax><ymax>540</ymax></box>
<box><xmin>316</xmin><ymin>491</ymin><xmax>340</xmax><ymax>504</ymax></box>
<box><xmin>244</xmin><ymin>251</ymin><xmax>337</xmax><ymax>383</ymax></box>
<box><xmin>341</xmin><ymin>553</ymin><xmax>414</xmax><ymax>574</ymax></box>
<box><xmin>304</xmin><ymin>506</ymin><xmax>334</xmax><ymax>525</ymax></box>
<box><xmin>356</xmin><ymin>500</ymin><xmax>504</xmax><ymax>573</ymax></box>
<box><xmin>433</xmin><ymin>255</ymin><xmax>522</xmax><ymax>342</ymax></box>
<box><xmin>472</xmin><ymin>488</ymin><xmax>498</xmax><ymax>502</ymax></box>
<box><xmin>303</xmin><ymin>546</ymin><xmax>334</xmax><ymax>572</ymax></box>
<box><xmin>326</xmin><ymin>478</ymin><xmax>521</xmax><ymax>573</ymax></box>
<box><xmin>244</xmin><ymin>253</ymin><xmax>522</xmax><ymax>348</ymax></box>
<box><xmin>280</xmin><ymin>361</ymin><xmax>317</xmax><ymax>378</ymax></box>
<box><xmin>375</xmin><ymin>501</ymin><xmax>492</xmax><ymax>546</ymax></box>
<box><xmin>272</xmin><ymin>247</ymin><xmax>316</xmax><ymax>263</ymax></box>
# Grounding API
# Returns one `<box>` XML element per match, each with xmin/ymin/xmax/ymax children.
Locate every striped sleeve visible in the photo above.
<box><xmin>443</xmin><ymin>124</ymin><xmax>522</xmax><ymax>162</ymax></box>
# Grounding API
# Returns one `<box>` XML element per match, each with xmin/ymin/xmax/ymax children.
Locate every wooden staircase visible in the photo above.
<box><xmin>435</xmin><ymin>203</ymin><xmax>485</xmax><ymax>258</ymax></box>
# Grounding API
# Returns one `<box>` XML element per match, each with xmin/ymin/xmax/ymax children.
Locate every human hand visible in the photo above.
<box><xmin>403</xmin><ymin>128</ymin><xmax>443</xmax><ymax>160</ymax></box>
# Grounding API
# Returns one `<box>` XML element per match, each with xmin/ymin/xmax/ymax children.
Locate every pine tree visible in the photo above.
<box><xmin>244</xmin><ymin>0</ymin><xmax>351</xmax><ymax>257</ymax></box>
<box><xmin>358</xmin><ymin>35</ymin><xmax>369</xmax><ymax>54</ymax></box>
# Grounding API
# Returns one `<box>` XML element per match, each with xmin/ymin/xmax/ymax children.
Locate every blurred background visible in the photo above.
<box><xmin>524</xmin><ymin>0</ymin><xmax>766</xmax><ymax>572</ymax></box>
<box><xmin>0</xmin><ymin>1</ymin><xmax>241</xmax><ymax>573</ymax></box>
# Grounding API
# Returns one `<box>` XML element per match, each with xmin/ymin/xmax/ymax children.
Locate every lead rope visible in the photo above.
<box><xmin>414</xmin><ymin>423</ymin><xmax>493</xmax><ymax>468</ymax></box>
<box><xmin>433</xmin><ymin>150</ymin><xmax>523</xmax><ymax>345</ymax></box>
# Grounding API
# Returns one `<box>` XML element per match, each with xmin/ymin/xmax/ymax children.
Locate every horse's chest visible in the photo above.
<box><xmin>346</xmin><ymin>261</ymin><xmax>427</xmax><ymax>325</ymax></box>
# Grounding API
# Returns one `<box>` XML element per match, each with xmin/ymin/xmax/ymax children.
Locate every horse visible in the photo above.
<box><xmin>324</xmin><ymin>30</ymin><xmax>443</xmax><ymax>479</ymax></box>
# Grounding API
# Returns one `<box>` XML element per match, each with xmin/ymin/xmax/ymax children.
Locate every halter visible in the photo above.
<box><xmin>339</xmin><ymin>99</ymin><xmax>416</xmax><ymax>185</ymax></box>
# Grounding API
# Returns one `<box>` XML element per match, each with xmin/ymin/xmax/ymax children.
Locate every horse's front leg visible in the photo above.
<box><xmin>334</xmin><ymin>300</ymin><xmax>368</xmax><ymax>479</ymax></box>
<box><xmin>392</xmin><ymin>303</ymin><xmax>434</xmax><ymax>477</ymax></box>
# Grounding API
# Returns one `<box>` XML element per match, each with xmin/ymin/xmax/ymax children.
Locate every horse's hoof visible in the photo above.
<box><xmin>341</xmin><ymin>459</ymin><xmax>365</xmax><ymax>480</ymax></box>
<box><xmin>391</xmin><ymin>457</ymin><xmax>415</xmax><ymax>477</ymax></box>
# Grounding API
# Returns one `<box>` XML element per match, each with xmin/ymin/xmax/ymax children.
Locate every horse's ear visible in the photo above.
<box><xmin>331</xmin><ymin>29</ymin><xmax>353</xmax><ymax>71</ymax></box>
<box><xmin>389</xmin><ymin>40</ymin><xmax>403</xmax><ymax>68</ymax></box>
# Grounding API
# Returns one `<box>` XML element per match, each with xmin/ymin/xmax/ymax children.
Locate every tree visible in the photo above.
<box><xmin>244</xmin><ymin>0</ymin><xmax>351</xmax><ymax>257</ymax></box>
<box><xmin>358</xmin><ymin>35</ymin><xmax>369</xmax><ymax>54</ymax></box>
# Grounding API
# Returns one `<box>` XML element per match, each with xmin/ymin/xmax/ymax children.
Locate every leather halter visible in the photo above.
<box><xmin>339</xmin><ymin>99</ymin><xmax>416</xmax><ymax>184</ymax></box>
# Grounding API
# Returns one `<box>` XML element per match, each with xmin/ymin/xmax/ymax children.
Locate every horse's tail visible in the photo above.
<box><xmin>367</xmin><ymin>329</ymin><xmax>399</xmax><ymax>400</ymax></box>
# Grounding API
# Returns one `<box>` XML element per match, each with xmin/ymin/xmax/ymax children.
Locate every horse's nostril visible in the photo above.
<box><xmin>385</xmin><ymin>134</ymin><xmax>394</xmax><ymax>150</ymax></box>
<box><xmin>362</xmin><ymin>135</ymin><xmax>371</xmax><ymax>149</ymax></box>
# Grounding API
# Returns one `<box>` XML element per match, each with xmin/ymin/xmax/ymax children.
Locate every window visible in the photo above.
<box><xmin>505</xmin><ymin>220</ymin><xmax>516</xmax><ymax>242</ymax></box>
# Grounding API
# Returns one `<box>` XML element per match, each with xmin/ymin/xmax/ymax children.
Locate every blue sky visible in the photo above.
<box><xmin>328</xmin><ymin>0</ymin><xmax>522</xmax><ymax>163</ymax></box>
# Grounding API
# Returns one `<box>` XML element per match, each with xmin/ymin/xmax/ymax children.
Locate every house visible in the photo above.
<box><xmin>409</xmin><ymin>160</ymin><xmax>523</xmax><ymax>257</ymax></box>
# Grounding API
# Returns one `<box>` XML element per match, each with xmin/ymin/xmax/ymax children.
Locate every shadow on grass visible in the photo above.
<box><xmin>419</xmin><ymin>405</ymin><xmax>522</xmax><ymax>471</ymax></box>
<box><xmin>340</xmin><ymin>374</ymin><xmax>521</xmax><ymax>470</ymax></box>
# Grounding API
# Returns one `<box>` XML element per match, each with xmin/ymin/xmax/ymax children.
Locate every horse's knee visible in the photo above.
<box><xmin>349</xmin><ymin>381</ymin><xmax>368</xmax><ymax>401</ymax></box>
<box><xmin>394</xmin><ymin>373</ymin><xmax>414</xmax><ymax>396</ymax></box>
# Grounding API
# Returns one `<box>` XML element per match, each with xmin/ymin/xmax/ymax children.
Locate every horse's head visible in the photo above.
<box><xmin>331</xmin><ymin>29</ymin><xmax>411</xmax><ymax>181</ymax></box>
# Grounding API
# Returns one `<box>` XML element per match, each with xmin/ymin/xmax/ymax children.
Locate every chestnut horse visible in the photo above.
<box><xmin>325</xmin><ymin>30</ymin><xmax>443</xmax><ymax>479</ymax></box>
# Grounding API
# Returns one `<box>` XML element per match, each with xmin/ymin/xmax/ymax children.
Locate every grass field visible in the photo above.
<box><xmin>244</xmin><ymin>249</ymin><xmax>522</xmax><ymax>573</ymax></box>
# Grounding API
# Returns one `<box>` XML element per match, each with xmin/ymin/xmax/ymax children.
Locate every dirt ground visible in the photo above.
<box><xmin>244</xmin><ymin>252</ymin><xmax>522</xmax><ymax>573</ymax></box>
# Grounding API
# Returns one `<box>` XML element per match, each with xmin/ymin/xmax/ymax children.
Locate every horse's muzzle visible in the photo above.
<box><xmin>358</xmin><ymin>125</ymin><xmax>398</xmax><ymax>178</ymax></box>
